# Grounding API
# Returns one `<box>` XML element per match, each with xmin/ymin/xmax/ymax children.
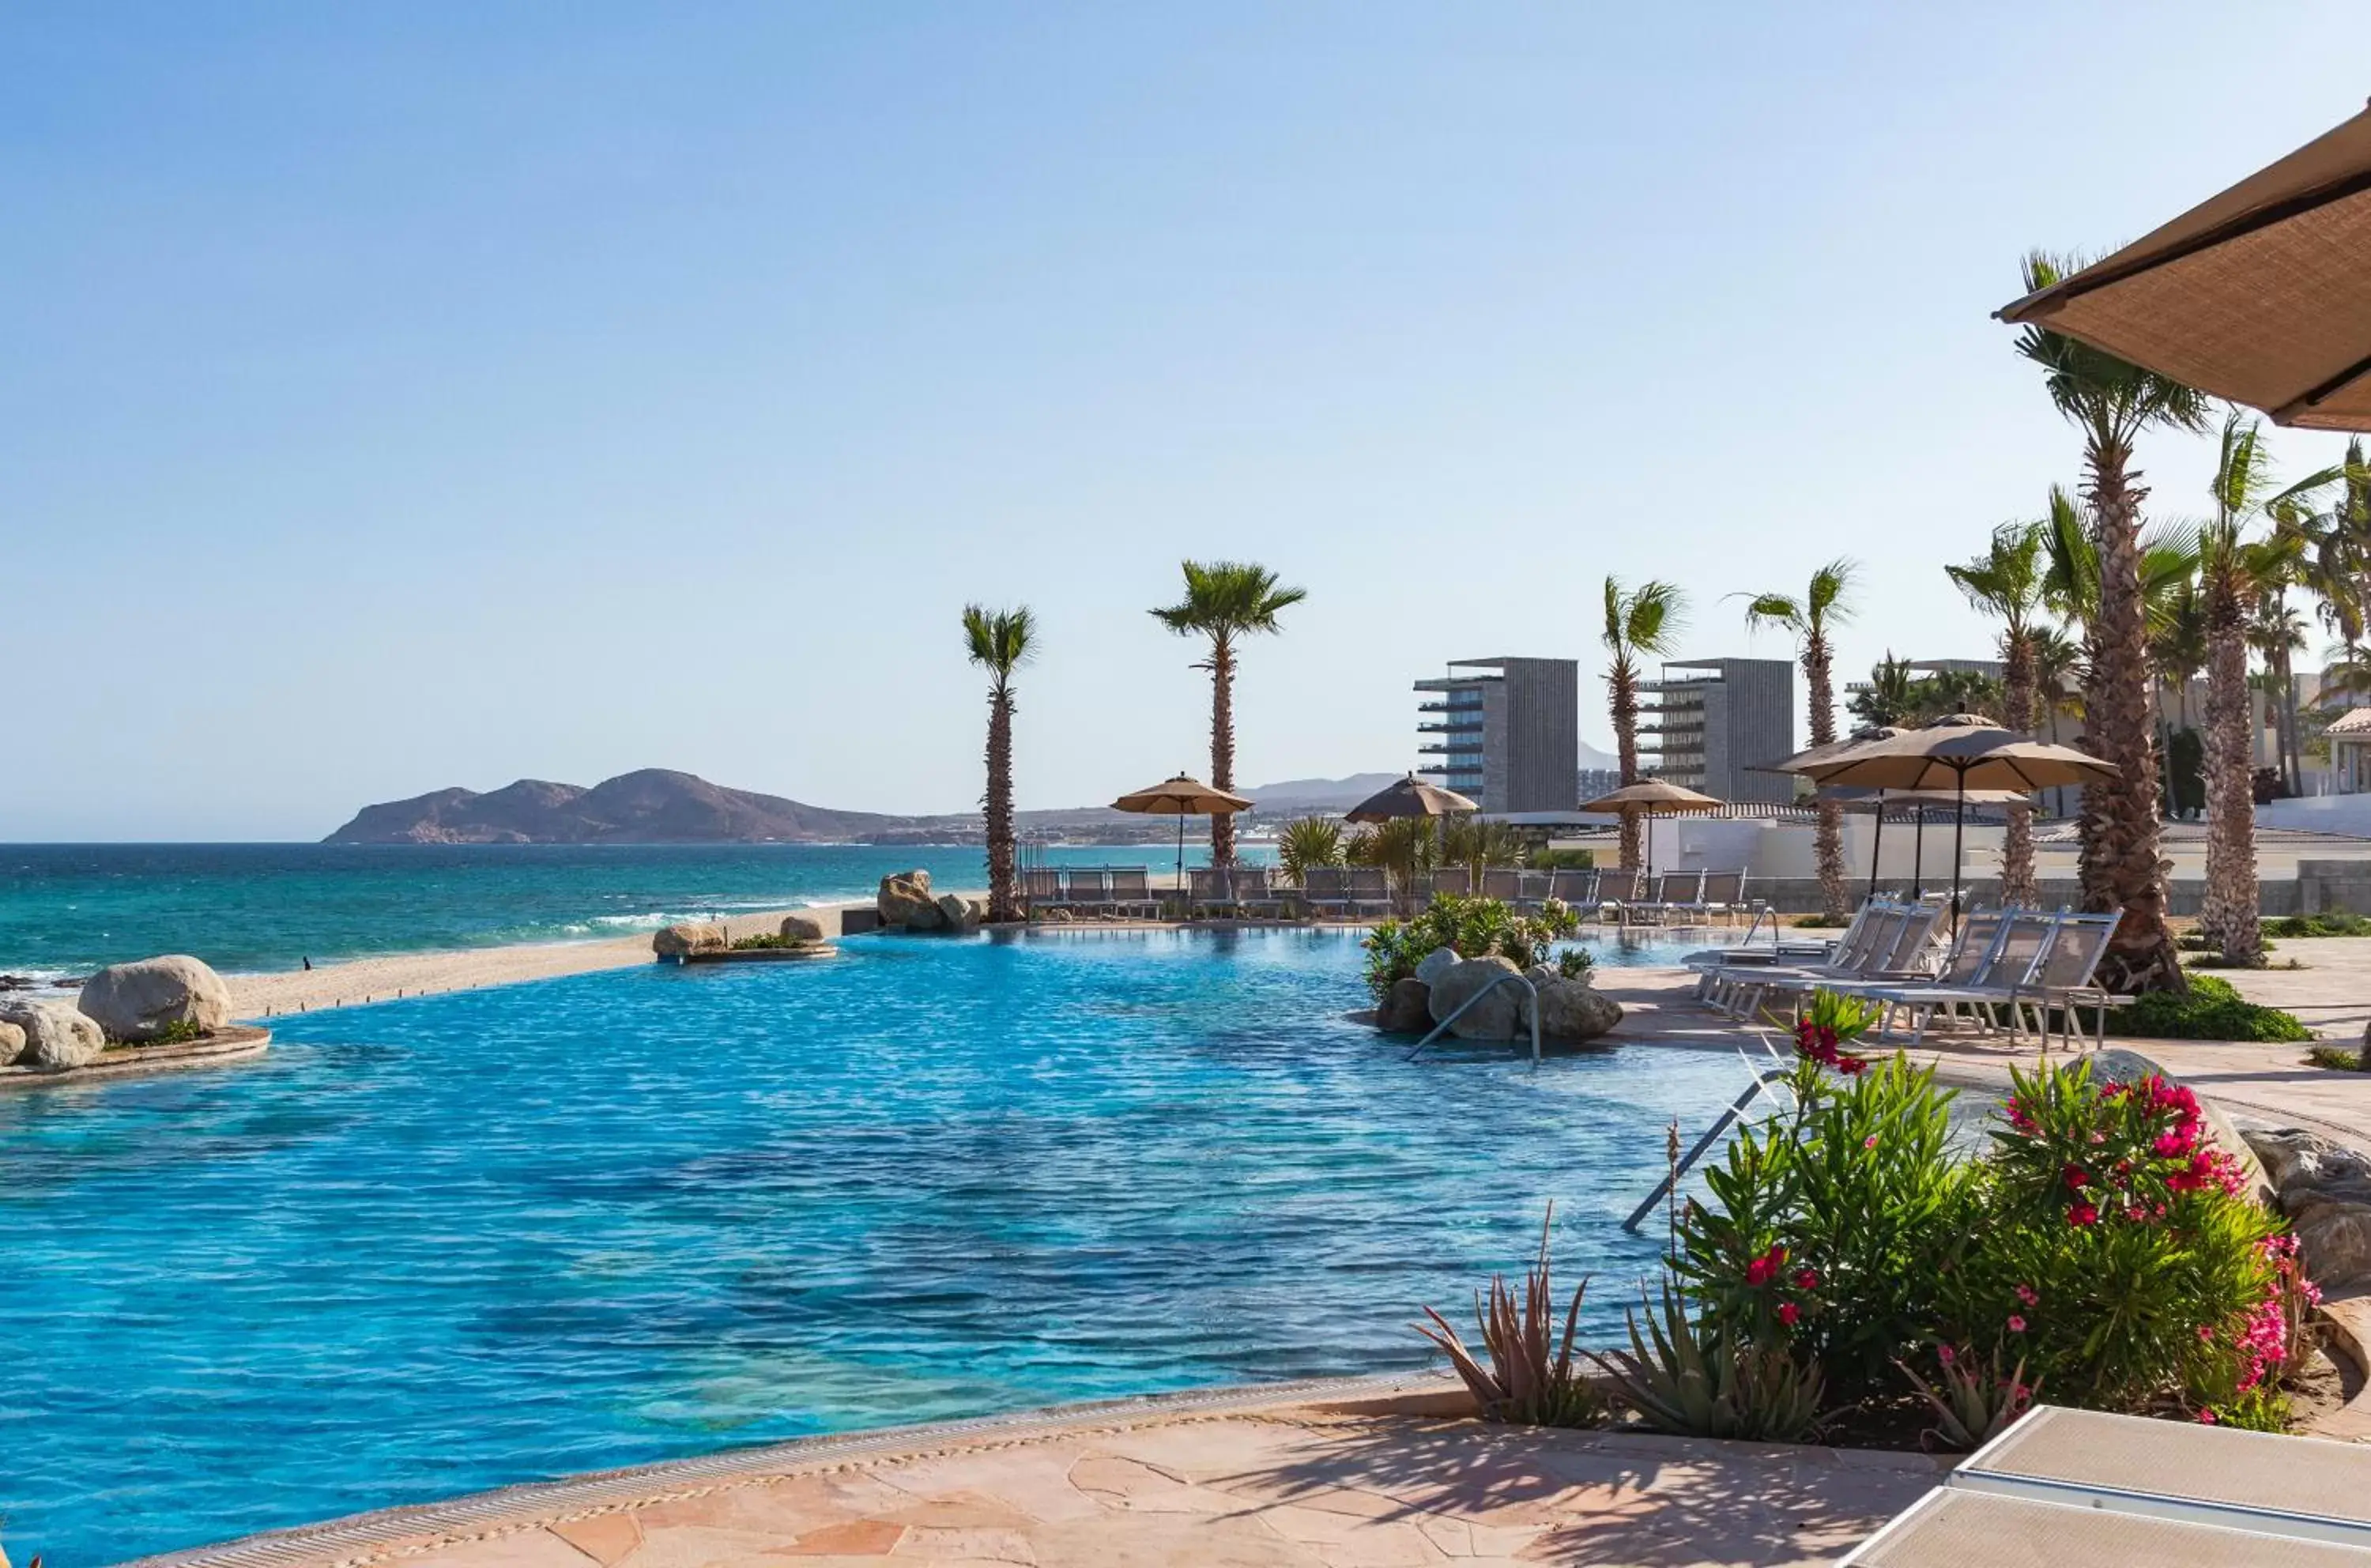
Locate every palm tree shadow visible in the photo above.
<box><xmin>1223</xmin><ymin>1415</ymin><xmax>1931</xmax><ymax>1566</ymax></box>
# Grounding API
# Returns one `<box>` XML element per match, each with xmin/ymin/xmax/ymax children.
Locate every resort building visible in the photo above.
<box><xmin>1637</xmin><ymin>658</ymin><xmax>1796</xmax><ymax>805</ymax></box>
<box><xmin>1412</xmin><ymin>658</ymin><xmax>1579</xmax><ymax>817</ymax></box>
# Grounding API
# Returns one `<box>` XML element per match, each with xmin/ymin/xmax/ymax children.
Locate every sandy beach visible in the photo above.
<box><xmin>224</xmin><ymin>897</ymin><xmax>928</xmax><ymax>1019</ymax></box>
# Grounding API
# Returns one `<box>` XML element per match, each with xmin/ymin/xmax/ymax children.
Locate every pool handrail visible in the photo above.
<box><xmin>1404</xmin><ymin>970</ymin><xmax>1542</xmax><ymax>1067</ymax></box>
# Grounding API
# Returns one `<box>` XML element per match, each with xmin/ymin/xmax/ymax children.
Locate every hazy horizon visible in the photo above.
<box><xmin>9</xmin><ymin>4</ymin><xmax>2366</xmax><ymax>839</ymax></box>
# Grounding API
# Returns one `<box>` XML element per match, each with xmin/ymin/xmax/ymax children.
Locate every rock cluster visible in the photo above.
<box><xmin>2241</xmin><ymin>1127</ymin><xmax>2371</xmax><ymax>1294</ymax></box>
<box><xmin>652</xmin><ymin>922</ymin><xmax>728</xmax><ymax>959</ymax></box>
<box><xmin>780</xmin><ymin>914</ymin><xmax>826</xmax><ymax>944</ymax></box>
<box><xmin>0</xmin><ymin>1000</ymin><xmax>106</xmax><ymax>1070</ymax></box>
<box><xmin>78</xmin><ymin>955</ymin><xmax>232</xmax><ymax>1042</ymax></box>
<box><xmin>876</xmin><ymin>872</ymin><xmax>983</xmax><ymax>934</ymax></box>
<box><xmin>1370</xmin><ymin>946</ymin><xmax>1621</xmax><ymax>1045</ymax></box>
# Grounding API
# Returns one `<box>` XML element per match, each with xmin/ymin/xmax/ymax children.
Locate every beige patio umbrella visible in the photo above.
<box><xmin>1797</xmin><ymin>716</ymin><xmax>2117</xmax><ymax>924</ymax></box>
<box><xmin>1578</xmin><ymin>778</ymin><xmax>1724</xmax><ymax>883</ymax></box>
<box><xmin>1996</xmin><ymin>103</ymin><xmax>2371</xmax><ymax>430</ymax></box>
<box><xmin>1821</xmin><ymin>784</ymin><xmax>2035</xmax><ymax>903</ymax></box>
<box><xmin>1111</xmin><ymin>773</ymin><xmax>1254</xmax><ymax>892</ymax></box>
<box><xmin>1344</xmin><ymin>773</ymin><xmax>1477</xmax><ymax>823</ymax></box>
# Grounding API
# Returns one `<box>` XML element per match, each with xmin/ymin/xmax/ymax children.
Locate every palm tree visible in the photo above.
<box><xmin>1741</xmin><ymin>560</ymin><xmax>1859</xmax><ymax>920</ymax></box>
<box><xmin>1602</xmin><ymin>577</ymin><xmax>1687</xmax><ymax>873</ymax></box>
<box><xmin>1152</xmin><ymin>561</ymin><xmax>1306</xmax><ymax>869</ymax></box>
<box><xmin>2293</xmin><ymin>437</ymin><xmax>2371</xmax><ymax>662</ymax></box>
<box><xmin>963</xmin><ymin>604</ymin><xmax>1035</xmax><ymax>923</ymax></box>
<box><xmin>1947</xmin><ymin>522</ymin><xmax>2047</xmax><ymax>907</ymax></box>
<box><xmin>2015</xmin><ymin>251</ymin><xmax>2211</xmax><ymax>993</ymax></box>
<box><xmin>1276</xmin><ymin>815</ymin><xmax>1344</xmax><ymax>888</ymax></box>
<box><xmin>2248</xmin><ymin>566</ymin><xmax>2313</xmax><ymax>796</ymax></box>
<box><xmin>1441</xmin><ymin>816</ymin><xmax>1527</xmax><ymax>891</ymax></box>
<box><xmin>2196</xmin><ymin>415</ymin><xmax>2338</xmax><ymax>963</ymax></box>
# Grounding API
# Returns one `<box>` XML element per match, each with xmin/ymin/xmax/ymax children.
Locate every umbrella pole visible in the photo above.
<box><xmin>1912</xmin><ymin>808</ymin><xmax>1925</xmax><ymax>900</ymax></box>
<box><xmin>1175</xmin><ymin>816</ymin><xmax>1186</xmax><ymax>918</ymax></box>
<box><xmin>1950</xmin><ymin>774</ymin><xmax>1966</xmax><ymax>937</ymax></box>
<box><xmin>1868</xmin><ymin>791</ymin><xmax>1885</xmax><ymax>903</ymax></box>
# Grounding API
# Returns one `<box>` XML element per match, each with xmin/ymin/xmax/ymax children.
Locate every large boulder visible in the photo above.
<box><xmin>0</xmin><ymin>1019</ymin><xmax>24</xmax><ymax>1067</ymax></box>
<box><xmin>2238</xmin><ymin>1126</ymin><xmax>2371</xmax><ymax>1291</ymax></box>
<box><xmin>2296</xmin><ymin>1208</ymin><xmax>2371</xmax><ymax>1294</ymax></box>
<box><xmin>879</xmin><ymin>871</ymin><xmax>940</xmax><ymax>929</ymax></box>
<box><xmin>77</xmin><ymin>955</ymin><xmax>232</xmax><ymax>1042</ymax></box>
<box><xmin>1525</xmin><ymin>978</ymin><xmax>1623</xmax><ymax>1042</ymax></box>
<box><xmin>0</xmin><ymin>1001</ymin><xmax>104</xmax><ymax>1070</ymax></box>
<box><xmin>1427</xmin><ymin>956</ymin><xmax>1525</xmax><ymax>1040</ymax></box>
<box><xmin>935</xmin><ymin>893</ymin><xmax>978</xmax><ymax>934</ymax></box>
<box><xmin>1413</xmin><ymin>947</ymin><xmax>1463</xmax><ymax>989</ymax></box>
<box><xmin>779</xmin><ymin>914</ymin><xmax>827</xmax><ymax>945</ymax></box>
<box><xmin>653</xmin><ymin>922</ymin><xmax>726</xmax><ymax>959</ymax></box>
<box><xmin>1376</xmin><ymin>977</ymin><xmax>1433</xmax><ymax>1034</ymax></box>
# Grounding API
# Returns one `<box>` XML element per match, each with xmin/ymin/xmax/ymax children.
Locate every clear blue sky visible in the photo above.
<box><xmin>6</xmin><ymin>3</ymin><xmax>2365</xmax><ymax>839</ymax></box>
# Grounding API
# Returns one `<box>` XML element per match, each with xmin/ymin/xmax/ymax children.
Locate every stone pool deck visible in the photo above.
<box><xmin>141</xmin><ymin>1378</ymin><xmax>1945</xmax><ymax>1568</ymax></box>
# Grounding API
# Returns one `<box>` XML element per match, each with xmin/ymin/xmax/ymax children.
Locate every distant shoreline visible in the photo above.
<box><xmin>226</xmin><ymin>898</ymin><xmax>913</xmax><ymax>1020</ymax></box>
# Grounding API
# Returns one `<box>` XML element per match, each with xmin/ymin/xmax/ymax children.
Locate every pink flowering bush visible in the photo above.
<box><xmin>1951</xmin><ymin>1062</ymin><xmax>2292</xmax><ymax>1422</ymax></box>
<box><xmin>1675</xmin><ymin>1042</ymin><xmax>2309</xmax><ymax>1432</ymax></box>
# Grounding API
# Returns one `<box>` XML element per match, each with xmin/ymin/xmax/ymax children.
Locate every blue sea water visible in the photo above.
<box><xmin>0</xmin><ymin>929</ymin><xmax>1748</xmax><ymax>1565</ymax></box>
<box><xmin>0</xmin><ymin>842</ymin><xmax>1267</xmax><ymax>978</ymax></box>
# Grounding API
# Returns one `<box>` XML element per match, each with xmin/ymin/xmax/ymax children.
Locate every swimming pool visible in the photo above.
<box><xmin>1</xmin><ymin>929</ymin><xmax>1747</xmax><ymax>1564</ymax></box>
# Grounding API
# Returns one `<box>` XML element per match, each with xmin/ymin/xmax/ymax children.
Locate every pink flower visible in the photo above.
<box><xmin>2063</xmin><ymin>1163</ymin><xmax>2091</xmax><ymax>1191</ymax></box>
<box><xmin>2013</xmin><ymin>1283</ymin><xmax>2038</xmax><ymax>1307</ymax></box>
<box><xmin>1777</xmin><ymin>1301</ymin><xmax>1800</xmax><ymax>1327</ymax></box>
<box><xmin>1793</xmin><ymin>1268</ymin><xmax>1819</xmax><ymax>1291</ymax></box>
<box><xmin>2007</xmin><ymin>1314</ymin><xmax>2026</xmax><ymax>1333</ymax></box>
<box><xmin>1864</xmin><ymin>1134</ymin><xmax>1879</xmax><ymax>1149</ymax></box>
<box><xmin>1936</xmin><ymin>1344</ymin><xmax>1957</xmax><ymax>1366</ymax></box>
<box><xmin>2197</xmin><ymin>1408</ymin><xmax>2218</xmax><ymax>1424</ymax></box>
<box><xmin>2068</xmin><ymin>1203</ymin><xmax>2099</xmax><ymax>1228</ymax></box>
<box><xmin>2197</xmin><ymin>1325</ymin><xmax>2216</xmax><ymax>1343</ymax></box>
<box><xmin>1743</xmin><ymin>1243</ymin><xmax>1788</xmax><ymax>1287</ymax></box>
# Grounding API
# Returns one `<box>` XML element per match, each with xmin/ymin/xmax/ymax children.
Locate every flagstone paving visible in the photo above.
<box><xmin>198</xmin><ymin>1385</ymin><xmax>1943</xmax><ymax>1568</ymax></box>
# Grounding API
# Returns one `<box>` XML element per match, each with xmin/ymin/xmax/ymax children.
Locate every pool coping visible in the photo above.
<box><xmin>0</xmin><ymin>1025</ymin><xmax>270</xmax><ymax>1092</ymax></box>
<box><xmin>114</xmin><ymin>1371</ymin><xmax>1470</xmax><ymax>1568</ymax></box>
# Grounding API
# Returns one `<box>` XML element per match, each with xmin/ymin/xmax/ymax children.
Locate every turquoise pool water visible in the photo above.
<box><xmin>1</xmin><ymin>929</ymin><xmax>1743</xmax><ymax>1564</ymax></box>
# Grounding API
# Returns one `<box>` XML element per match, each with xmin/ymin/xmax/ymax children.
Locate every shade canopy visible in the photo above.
<box><xmin>1110</xmin><ymin>774</ymin><xmax>1254</xmax><ymax>816</ymax></box>
<box><xmin>1819</xmin><ymin>785</ymin><xmax>2035</xmax><ymax>813</ymax></box>
<box><xmin>1579</xmin><ymin>778</ymin><xmax>1725</xmax><ymax>814</ymax></box>
<box><xmin>1753</xmin><ymin>726</ymin><xmax>1903</xmax><ymax>777</ymax></box>
<box><xmin>1344</xmin><ymin>772</ymin><xmax>1477</xmax><ymax>824</ymax></box>
<box><xmin>1797</xmin><ymin>720</ymin><xmax>2118</xmax><ymax>793</ymax></box>
<box><xmin>1997</xmin><ymin>104</ymin><xmax>2371</xmax><ymax>431</ymax></box>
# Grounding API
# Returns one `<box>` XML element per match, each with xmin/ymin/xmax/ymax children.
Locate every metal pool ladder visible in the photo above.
<box><xmin>1619</xmin><ymin>1035</ymin><xmax>1796</xmax><ymax>1233</ymax></box>
<box><xmin>1405</xmin><ymin>971</ymin><xmax>1542</xmax><ymax>1066</ymax></box>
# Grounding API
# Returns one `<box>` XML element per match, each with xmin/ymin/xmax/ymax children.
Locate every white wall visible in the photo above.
<box><xmin>1648</xmin><ymin>815</ymin><xmax>2006</xmax><ymax>888</ymax></box>
<box><xmin>2257</xmin><ymin>795</ymin><xmax>2371</xmax><ymax>839</ymax></box>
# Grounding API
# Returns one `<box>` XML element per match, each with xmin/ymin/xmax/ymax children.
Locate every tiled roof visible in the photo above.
<box><xmin>2327</xmin><ymin>706</ymin><xmax>2371</xmax><ymax>736</ymax></box>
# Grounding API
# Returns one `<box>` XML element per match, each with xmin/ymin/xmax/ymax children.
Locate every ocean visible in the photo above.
<box><xmin>0</xmin><ymin>842</ymin><xmax>1268</xmax><ymax>978</ymax></box>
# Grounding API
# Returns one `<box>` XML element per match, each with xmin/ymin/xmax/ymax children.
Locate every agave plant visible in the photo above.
<box><xmin>1596</xmin><ymin>1280</ymin><xmax>1823</xmax><ymax>1442</ymax></box>
<box><xmin>1894</xmin><ymin>1344</ymin><xmax>2037</xmax><ymax>1452</ymax></box>
<box><xmin>1416</xmin><ymin>1205</ymin><xmax>1605</xmax><ymax>1427</ymax></box>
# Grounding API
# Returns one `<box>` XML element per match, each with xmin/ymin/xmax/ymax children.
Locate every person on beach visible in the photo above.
<box><xmin>302</xmin><ymin>956</ymin><xmax>311</xmax><ymax>971</ymax></box>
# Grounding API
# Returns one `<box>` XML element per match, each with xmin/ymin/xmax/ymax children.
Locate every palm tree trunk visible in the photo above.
<box><xmin>1805</xmin><ymin>635</ymin><xmax>1845</xmax><ymax>920</ymax></box>
<box><xmin>2282</xmin><ymin>660</ymin><xmax>2303</xmax><ymax>795</ymax></box>
<box><xmin>2085</xmin><ymin>439</ymin><xmax>2185</xmax><ymax>994</ymax></box>
<box><xmin>983</xmin><ymin>686</ymin><xmax>1018</xmax><ymax>922</ymax></box>
<box><xmin>1208</xmin><ymin>632</ymin><xmax>1236</xmax><ymax>869</ymax></box>
<box><xmin>2199</xmin><ymin>580</ymin><xmax>2260</xmax><ymax>963</ymax></box>
<box><xmin>1611</xmin><ymin>659</ymin><xmax>1642</xmax><ymax>873</ymax></box>
<box><xmin>2000</xmin><ymin>632</ymin><xmax>2038</xmax><ymax>908</ymax></box>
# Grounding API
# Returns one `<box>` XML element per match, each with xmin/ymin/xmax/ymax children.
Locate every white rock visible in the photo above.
<box><xmin>1427</xmin><ymin>956</ymin><xmax>1525</xmax><ymax>1040</ymax></box>
<box><xmin>77</xmin><ymin>955</ymin><xmax>232</xmax><ymax>1042</ymax></box>
<box><xmin>1413</xmin><ymin>947</ymin><xmax>1463</xmax><ymax>989</ymax></box>
<box><xmin>0</xmin><ymin>1001</ymin><xmax>105</xmax><ymax>1070</ymax></box>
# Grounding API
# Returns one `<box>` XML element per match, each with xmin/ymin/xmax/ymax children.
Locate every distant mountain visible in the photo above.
<box><xmin>324</xmin><ymin>769</ymin><xmax>917</xmax><ymax>845</ymax></box>
<box><xmin>1237</xmin><ymin>772</ymin><xmax>1404</xmax><ymax>812</ymax></box>
<box><xmin>1578</xmin><ymin>740</ymin><xmax>1621</xmax><ymax>771</ymax></box>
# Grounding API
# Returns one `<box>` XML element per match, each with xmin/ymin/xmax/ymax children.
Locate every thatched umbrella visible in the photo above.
<box><xmin>1996</xmin><ymin>104</ymin><xmax>2371</xmax><ymax>430</ymax></box>
<box><xmin>1579</xmin><ymin>778</ymin><xmax>1724</xmax><ymax>883</ymax></box>
<box><xmin>1112</xmin><ymin>774</ymin><xmax>1253</xmax><ymax>894</ymax></box>
<box><xmin>1798</xmin><ymin>716</ymin><xmax>2117</xmax><ymax>925</ymax></box>
<box><xmin>1344</xmin><ymin>773</ymin><xmax>1477</xmax><ymax>823</ymax></box>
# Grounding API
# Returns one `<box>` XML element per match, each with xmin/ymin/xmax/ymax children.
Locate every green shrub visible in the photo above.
<box><xmin>1555</xmin><ymin>948</ymin><xmax>1595</xmax><ymax>981</ymax></box>
<box><xmin>1361</xmin><ymin>894</ymin><xmax>1579</xmax><ymax>1001</ymax></box>
<box><xmin>1598</xmin><ymin>1279</ymin><xmax>1824</xmax><ymax>1442</ymax></box>
<box><xmin>2119</xmin><ymin>974</ymin><xmax>2313</xmax><ymax>1042</ymax></box>
<box><xmin>2263</xmin><ymin>912</ymin><xmax>2371</xmax><ymax>938</ymax></box>
<box><xmin>2308</xmin><ymin>1046</ymin><xmax>2365</xmax><ymax>1071</ymax></box>
<box><xmin>141</xmin><ymin>1017</ymin><xmax>212</xmax><ymax>1046</ymax></box>
<box><xmin>729</xmin><ymin>932</ymin><xmax>809</xmax><ymax>951</ymax></box>
<box><xmin>1276</xmin><ymin>816</ymin><xmax>1344</xmax><ymax>888</ymax></box>
<box><xmin>1529</xmin><ymin>847</ymin><xmax>1596</xmax><ymax>870</ymax></box>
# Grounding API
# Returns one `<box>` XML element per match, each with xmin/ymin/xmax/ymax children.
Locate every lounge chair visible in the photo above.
<box><xmin>1303</xmin><ymin>867</ymin><xmax>1352</xmax><ymax>918</ymax></box>
<box><xmin>1706</xmin><ymin>899</ymin><xmax>1936</xmax><ymax>1020</ymax></box>
<box><xmin>1685</xmin><ymin>896</ymin><xmax>1878</xmax><ymax>986</ymax></box>
<box><xmin>1826</xmin><ymin>908</ymin><xmax>2007</xmax><ymax>1036</ymax></box>
<box><xmin>1643</xmin><ymin>870</ymin><xmax>1704</xmax><ymax>925</ymax></box>
<box><xmin>1547</xmin><ymin>869</ymin><xmax>1597</xmax><ymax>907</ymax></box>
<box><xmin>1864</xmin><ymin>909</ymin><xmax>2061</xmax><ymax>1046</ymax></box>
<box><xmin>1480</xmin><ymin>867</ymin><xmax>1522</xmax><ymax>902</ymax></box>
<box><xmin>1345</xmin><ymin>866</ymin><xmax>1393</xmax><ymax>918</ymax></box>
<box><xmin>1596</xmin><ymin>869</ymin><xmax>1648</xmax><ymax>922</ymax></box>
<box><xmin>1691</xmin><ymin>869</ymin><xmax>1748</xmax><ymax>924</ymax></box>
<box><xmin>1231</xmin><ymin>865</ymin><xmax>1288</xmax><ymax>919</ymax></box>
<box><xmin>1513</xmin><ymin>870</ymin><xmax>1553</xmax><ymax>911</ymax></box>
<box><xmin>1065</xmin><ymin>867</ymin><xmax>1115</xmax><ymax>918</ymax></box>
<box><xmin>1739</xmin><ymin>899</ymin><xmax>1948</xmax><ymax>1019</ymax></box>
<box><xmin>1106</xmin><ymin>866</ymin><xmax>1159</xmax><ymax>919</ymax></box>
<box><xmin>1431</xmin><ymin>867</ymin><xmax>1473</xmax><ymax>899</ymax></box>
<box><xmin>2010</xmin><ymin>908</ymin><xmax>2129</xmax><ymax>1051</ymax></box>
<box><xmin>1185</xmin><ymin>866</ymin><xmax>1231</xmax><ymax>918</ymax></box>
<box><xmin>1023</xmin><ymin>866</ymin><xmax>1066</xmax><ymax>917</ymax></box>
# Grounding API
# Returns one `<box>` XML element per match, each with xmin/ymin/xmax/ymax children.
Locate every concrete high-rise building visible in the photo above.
<box><xmin>1637</xmin><ymin>658</ymin><xmax>1796</xmax><ymax>805</ymax></box>
<box><xmin>1413</xmin><ymin>658</ymin><xmax>1580</xmax><ymax>816</ymax></box>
